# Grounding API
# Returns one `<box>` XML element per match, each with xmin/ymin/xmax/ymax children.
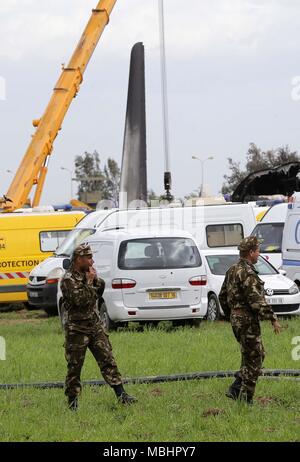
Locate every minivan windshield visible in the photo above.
<box><xmin>206</xmin><ymin>254</ymin><xmax>278</xmax><ymax>275</ymax></box>
<box><xmin>55</xmin><ymin>229</ymin><xmax>96</xmax><ymax>257</ymax></box>
<box><xmin>251</xmin><ymin>223</ymin><xmax>284</xmax><ymax>253</ymax></box>
<box><xmin>118</xmin><ymin>237</ymin><xmax>201</xmax><ymax>270</ymax></box>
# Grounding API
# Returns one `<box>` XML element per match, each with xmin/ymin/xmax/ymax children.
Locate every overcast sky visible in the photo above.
<box><xmin>1</xmin><ymin>0</ymin><xmax>300</xmax><ymax>204</ymax></box>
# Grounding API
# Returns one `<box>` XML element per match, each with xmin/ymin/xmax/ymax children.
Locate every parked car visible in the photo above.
<box><xmin>200</xmin><ymin>248</ymin><xmax>300</xmax><ymax>320</ymax></box>
<box><xmin>57</xmin><ymin>228</ymin><xmax>208</xmax><ymax>330</ymax></box>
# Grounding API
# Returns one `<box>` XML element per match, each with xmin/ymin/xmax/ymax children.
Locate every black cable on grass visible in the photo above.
<box><xmin>0</xmin><ymin>369</ymin><xmax>300</xmax><ymax>390</ymax></box>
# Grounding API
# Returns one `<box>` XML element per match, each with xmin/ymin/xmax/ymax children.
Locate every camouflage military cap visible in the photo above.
<box><xmin>238</xmin><ymin>236</ymin><xmax>262</xmax><ymax>252</ymax></box>
<box><xmin>73</xmin><ymin>243</ymin><xmax>93</xmax><ymax>257</ymax></box>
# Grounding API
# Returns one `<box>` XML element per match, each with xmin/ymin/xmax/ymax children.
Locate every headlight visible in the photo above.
<box><xmin>289</xmin><ymin>283</ymin><xmax>299</xmax><ymax>295</ymax></box>
<box><xmin>46</xmin><ymin>268</ymin><xmax>64</xmax><ymax>284</ymax></box>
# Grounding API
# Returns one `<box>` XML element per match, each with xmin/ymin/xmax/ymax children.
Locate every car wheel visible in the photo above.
<box><xmin>206</xmin><ymin>294</ymin><xmax>220</xmax><ymax>321</ymax></box>
<box><xmin>99</xmin><ymin>303</ymin><xmax>117</xmax><ymax>331</ymax></box>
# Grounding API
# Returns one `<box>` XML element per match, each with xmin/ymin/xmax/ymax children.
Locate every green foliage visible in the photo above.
<box><xmin>102</xmin><ymin>158</ymin><xmax>121</xmax><ymax>205</ymax></box>
<box><xmin>74</xmin><ymin>151</ymin><xmax>120</xmax><ymax>205</ymax></box>
<box><xmin>222</xmin><ymin>143</ymin><xmax>299</xmax><ymax>194</ymax></box>
<box><xmin>74</xmin><ymin>150</ymin><xmax>105</xmax><ymax>195</ymax></box>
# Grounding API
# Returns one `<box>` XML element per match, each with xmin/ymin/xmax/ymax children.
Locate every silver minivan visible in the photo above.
<box><xmin>57</xmin><ymin>228</ymin><xmax>208</xmax><ymax>330</ymax></box>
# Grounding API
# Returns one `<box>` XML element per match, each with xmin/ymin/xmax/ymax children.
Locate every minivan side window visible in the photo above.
<box><xmin>40</xmin><ymin>230</ymin><xmax>71</xmax><ymax>252</ymax></box>
<box><xmin>206</xmin><ymin>224</ymin><xmax>243</xmax><ymax>247</ymax></box>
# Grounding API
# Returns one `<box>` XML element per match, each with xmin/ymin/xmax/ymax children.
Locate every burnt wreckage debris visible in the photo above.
<box><xmin>232</xmin><ymin>162</ymin><xmax>300</xmax><ymax>202</ymax></box>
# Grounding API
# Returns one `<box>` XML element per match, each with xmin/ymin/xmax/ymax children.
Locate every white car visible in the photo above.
<box><xmin>57</xmin><ymin>228</ymin><xmax>208</xmax><ymax>330</ymax></box>
<box><xmin>201</xmin><ymin>249</ymin><xmax>300</xmax><ymax>321</ymax></box>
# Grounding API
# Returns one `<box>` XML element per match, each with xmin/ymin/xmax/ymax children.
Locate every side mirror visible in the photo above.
<box><xmin>278</xmin><ymin>269</ymin><xmax>287</xmax><ymax>276</ymax></box>
<box><xmin>62</xmin><ymin>258</ymin><xmax>71</xmax><ymax>270</ymax></box>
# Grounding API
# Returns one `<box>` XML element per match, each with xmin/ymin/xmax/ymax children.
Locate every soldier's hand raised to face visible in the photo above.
<box><xmin>272</xmin><ymin>320</ymin><xmax>282</xmax><ymax>335</ymax></box>
<box><xmin>86</xmin><ymin>266</ymin><xmax>97</xmax><ymax>284</ymax></box>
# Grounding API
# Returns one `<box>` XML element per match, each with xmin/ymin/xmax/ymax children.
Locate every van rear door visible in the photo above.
<box><xmin>116</xmin><ymin>237</ymin><xmax>204</xmax><ymax>308</ymax></box>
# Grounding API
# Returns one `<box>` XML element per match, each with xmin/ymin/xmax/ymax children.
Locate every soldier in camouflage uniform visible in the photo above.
<box><xmin>219</xmin><ymin>236</ymin><xmax>282</xmax><ymax>404</ymax></box>
<box><xmin>61</xmin><ymin>243</ymin><xmax>137</xmax><ymax>410</ymax></box>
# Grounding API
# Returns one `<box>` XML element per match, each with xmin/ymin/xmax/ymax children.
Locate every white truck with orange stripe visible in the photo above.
<box><xmin>0</xmin><ymin>210</ymin><xmax>85</xmax><ymax>304</ymax></box>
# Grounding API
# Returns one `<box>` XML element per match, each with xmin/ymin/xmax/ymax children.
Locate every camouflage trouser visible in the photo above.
<box><xmin>231</xmin><ymin>312</ymin><xmax>265</xmax><ymax>399</ymax></box>
<box><xmin>64</xmin><ymin>322</ymin><xmax>122</xmax><ymax>398</ymax></box>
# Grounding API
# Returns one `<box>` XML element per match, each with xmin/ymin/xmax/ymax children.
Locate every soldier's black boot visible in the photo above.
<box><xmin>238</xmin><ymin>392</ymin><xmax>253</xmax><ymax>405</ymax></box>
<box><xmin>68</xmin><ymin>396</ymin><xmax>78</xmax><ymax>411</ymax></box>
<box><xmin>118</xmin><ymin>391</ymin><xmax>138</xmax><ymax>405</ymax></box>
<box><xmin>225</xmin><ymin>376</ymin><xmax>242</xmax><ymax>400</ymax></box>
<box><xmin>112</xmin><ymin>384</ymin><xmax>137</xmax><ymax>405</ymax></box>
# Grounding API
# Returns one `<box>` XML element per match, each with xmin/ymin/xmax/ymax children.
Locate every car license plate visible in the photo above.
<box><xmin>29</xmin><ymin>292</ymin><xmax>39</xmax><ymax>298</ymax></box>
<box><xmin>269</xmin><ymin>298</ymin><xmax>283</xmax><ymax>305</ymax></box>
<box><xmin>149</xmin><ymin>291</ymin><xmax>177</xmax><ymax>300</ymax></box>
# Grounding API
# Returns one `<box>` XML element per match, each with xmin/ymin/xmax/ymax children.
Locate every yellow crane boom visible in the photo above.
<box><xmin>0</xmin><ymin>0</ymin><xmax>117</xmax><ymax>212</ymax></box>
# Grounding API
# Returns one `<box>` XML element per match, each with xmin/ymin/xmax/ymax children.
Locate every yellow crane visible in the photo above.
<box><xmin>0</xmin><ymin>0</ymin><xmax>117</xmax><ymax>212</ymax></box>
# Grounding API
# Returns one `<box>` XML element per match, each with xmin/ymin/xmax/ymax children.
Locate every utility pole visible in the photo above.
<box><xmin>192</xmin><ymin>156</ymin><xmax>214</xmax><ymax>197</ymax></box>
<box><xmin>158</xmin><ymin>0</ymin><xmax>172</xmax><ymax>201</ymax></box>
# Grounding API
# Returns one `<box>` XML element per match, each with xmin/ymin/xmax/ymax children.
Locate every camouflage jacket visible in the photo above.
<box><xmin>61</xmin><ymin>268</ymin><xmax>105</xmax><ymax>325</ymax></box>
<box><xmin>218</xmin><ymin>258</ymin><xmax>278</xmax><ymax>322</ymax></box>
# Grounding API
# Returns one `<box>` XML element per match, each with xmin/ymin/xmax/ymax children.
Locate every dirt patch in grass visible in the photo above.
<box><xmin>0</xmin><ymin>309</ymin><xmax>48</xmax><ymax>325</ymax></box>
<box><xmin>151</xmin><ymin>387</ymin><xmax>164</xmax><ymax>397</ymax></box>
<box><xmin>0</xmin><ymin>318</ymin><xmax>46</xmax><ymax>326</ymax></box>
<box><xmin>256</xmin><ymin>396</ymin><xmax>275</xmax><ymax>406</ymax></box>
<box><xmin>202</xmin><ymin>408</ymin><xmax>225</xmax><ymax>417</ymax></box>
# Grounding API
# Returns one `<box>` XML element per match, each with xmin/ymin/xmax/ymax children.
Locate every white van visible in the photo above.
<box><xmin>282</xmin><ymin>193</ymin><xmax>300</xmax><ymax>285</ymax></box>
<box><xmin>251</xmin><ymin>203</ymin><xmax>288</xmax><ymax>268</ymax></box>
<box><xmin>57</xmin><ymin>228</ymin><xmax>208</xmax><ymax>329</ymax></box>
<box><xmin>28</xmin><ymin>203</ymin><xmax>256</xmax><ymax>314</ymax></box>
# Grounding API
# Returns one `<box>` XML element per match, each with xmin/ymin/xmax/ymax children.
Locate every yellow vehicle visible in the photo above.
<box><xmin>0</xmin><ymin>0</ymin><xmax>117</xmax><ymax>212</ymax></box>
<box><xmin>0</xmin><ymin>211</ymin><xmax>85</xmax><ymax>303</ymax></box>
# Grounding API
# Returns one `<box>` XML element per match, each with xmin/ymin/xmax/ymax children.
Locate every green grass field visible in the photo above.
<box><xmin>0</xmin><ymin>310</ymin><xmax>299</xmax><ymax>442</ymax></box>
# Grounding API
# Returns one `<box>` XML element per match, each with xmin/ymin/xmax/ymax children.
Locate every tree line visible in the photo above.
<box><xmin>73</xmin><ymin>144</ymin><xmax>299</xmax><ymax>204</ymax></box>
